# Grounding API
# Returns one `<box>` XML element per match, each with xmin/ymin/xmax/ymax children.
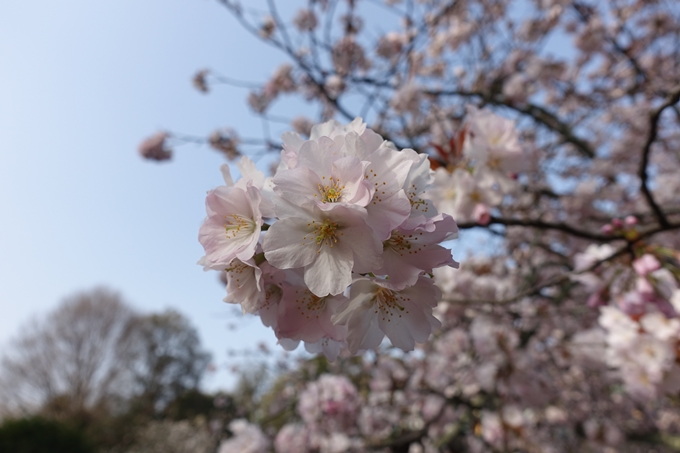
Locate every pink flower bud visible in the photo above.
<box><xmin>624</xmin><ymin>215</ymin><xmax>638</xmax><ymax>226</ymax></box>
<box><xmin>601</xmin><ymin>224</ymin><xmax>613</xmax><ymax>234</ymax></box>
<box><xmin>612</xmin><ymin>218</ymin><xmax>623</xmax><ymax>228</ymax></box>
<box><xmin>474</xmin><ymin>203</ymin><xmax>491</xmax><ymax>226</ymax></box>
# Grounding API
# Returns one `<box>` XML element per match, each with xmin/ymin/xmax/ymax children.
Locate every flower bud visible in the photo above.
<box><xmin>192</xmin><ymin>69</ymin><xmax>209</xmax><ymax>93</ymax></box>
<box><xmin>138</xmin><ymin>132</ymin><xmax>172</xmax><ymax>162</ymax></box>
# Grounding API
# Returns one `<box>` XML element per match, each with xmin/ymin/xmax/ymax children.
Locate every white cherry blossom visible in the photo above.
<box><xmin>464</xmin><ymin>105</ymin><xmax>526</xmax><ymax>174</ymax></box>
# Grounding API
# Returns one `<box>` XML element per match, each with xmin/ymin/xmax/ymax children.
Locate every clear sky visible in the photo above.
<box><xmin>0</xmin><ymin>0</ymin><xmax>298</xmax><ymax>390</ymax></box>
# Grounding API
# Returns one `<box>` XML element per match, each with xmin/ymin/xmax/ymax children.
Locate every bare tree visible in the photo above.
<box><xmin>0</xmin><ymin>287</ymin><xmax>135</xmax><ymax>417</ymax></box>
<box><xmin>0</xmin><ymin>289</ymin><xmax>211</xmax><ymax>423</ymax></box>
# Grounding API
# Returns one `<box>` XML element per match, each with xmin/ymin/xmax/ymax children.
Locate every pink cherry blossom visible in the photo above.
<box><xmin>223</xmin><ymin>258</ymin><xmax>285</xmax><ymax>314</ymax></box>
<box><xmin>262</xmin><ymin>202</ymin><xmax>382</xmax><ymax>297</ymax></box>
<box><xmin>272</xmin><ymin>138</ymin><xmax>371</xmax><ymax>210</ymax></box>
<box><xmin>332</xmin><ymin>276</ymin><xmax>442</xmax><ymax>353</ymax></box>
<box><xmin>303</xmin><ymin>337</ymin><xmax>345</xmax><ymax>362</ymax></box>
<box><xmin>198</xmin><ymin>182</ymin><xmax>264</xmax><ymax>270</ymax></box>
<box><xmin>297</xmin><ymin>374</ymin><xmax>360</xmax><ymax>430</ymax></box>
<box><xmin>275</xmin><ymin>283</ymin><xmax>348</xmax><ymax>344</ymax></box>
<box><xmin>375</xmin><ymin>214</ymin><xmax>459</xmax><ymax>289</ymax></box>
<box><xmin>633</xmin><ymin>254</ymin><xmax>662</xmax><ymax>276</ymax></box>
<box><xmin>362</xmin><ymin>146</ymin><xmax>413</xmax><ymax>239</ymax></box>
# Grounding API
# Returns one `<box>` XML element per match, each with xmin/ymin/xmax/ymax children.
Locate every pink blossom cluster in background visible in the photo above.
<box><xmin>573</xmin><ymin>243</ymin><xmax>680</xmax><ymax>400</ymax></box>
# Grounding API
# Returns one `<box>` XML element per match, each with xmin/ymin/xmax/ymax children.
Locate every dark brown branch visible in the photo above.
<box><xmin>638</xmin><ymin>83</ymin><xmax>680</xmax><ymax>229</ymax></box>
<box><xmin>496</xmin><ymin>100</ymin><xmax>595</xmax><ymax>158</ymax></box>
<box><xmin>364</xmin><ymin>387</ymin><xmax>455</xmax><ymax>451</ymax></box>
<box><xmin>457</xmin><ymin>216</ymin><xmax>610</xmax><ymax>241</ymax></box>
<box><xmin>459</xmin><ymin>214</ymin><xmax>680</xmax><ymax>243</ymax></box>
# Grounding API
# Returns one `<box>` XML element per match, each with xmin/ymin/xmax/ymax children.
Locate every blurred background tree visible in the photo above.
<box><xmin>117</xmin><ymin>309</ymin><xmax>212</xmax><ymax>417</ymax></box>
<box><xmin>0</xmin><ymin>288</ymin><xmax>135</xmax><ymax>419</ymax></box>
<box><xmin>0</xmin><ymin>288</ymin><xmax>219</xmax><ymax>452</ymax></box>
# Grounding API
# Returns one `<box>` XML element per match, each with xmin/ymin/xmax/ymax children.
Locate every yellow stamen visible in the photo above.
<box><xmin>317</xmin><ymin>177</ymin><xmax>345</xmax><ymax>203</ymax></box>
<box><xmin>301</xmin><ymin>219</ymin><xmax>343</xmax><ymax>252</ymax></box>
<box><xmin>223</xmin><ymin>214</ymin><xmax>255</xmax><ymax>239</ymax></box>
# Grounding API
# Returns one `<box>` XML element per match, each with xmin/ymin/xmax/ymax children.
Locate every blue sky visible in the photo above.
<box><xmin>0</xmin><ymin>0</ymin><xmax>298</xmax><ymax>390</ymax></box>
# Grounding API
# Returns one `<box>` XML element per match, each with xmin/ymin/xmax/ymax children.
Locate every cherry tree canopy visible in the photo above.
<box><xmin>141</xmin><ymin>0</ymin><xmax>680</xmax><ymax>451</ymax></box>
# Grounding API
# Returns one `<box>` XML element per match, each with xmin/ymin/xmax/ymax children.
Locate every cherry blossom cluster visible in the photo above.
<box><xmin>228</xmin><ymin>301</ymin><xmax>640</xmax><ymax>453</ymax></box>
<box><xmin>573</xmin><ymin>241</ymin><xmax>680</xmax><ymax>399</ymax></box>
<box><xmin>198</xmin><ymin>118</ymin><xmax>460</xmax><ymax>358</ymax></box>
<box><xmin>275</xmin><ymin>374</ymin><xmax>362</xmax><ymax>453</ymax></box>
<box><xmin>426</xmin><ymin>106</ymin><xmax>526</xmax><ymax>225</ymax></box>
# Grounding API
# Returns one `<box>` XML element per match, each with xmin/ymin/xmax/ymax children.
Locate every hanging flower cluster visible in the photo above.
<box><xmin>198</xmin><ymin>118</ymin><xmax>459</xmax><ymax>359</ymax></box>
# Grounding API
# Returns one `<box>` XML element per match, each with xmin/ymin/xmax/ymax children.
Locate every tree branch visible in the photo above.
<box><xmin>638</xmin><ymin>83</ymin><xmax>680</xmax><ymax>229</ymax></box>
<box><xmin>457</xmin><ymin>216</ymin><xmax>610</xmax><ymax>241</ymax></box>
<box><xmin>349</xmin><ymin>75</ymin><xmax>597</xmax><ymax>158</ymax></box>
<box><xmin>458</xmin><ymin>215</ymin><xmax>680</xmax><ymax>243</ymax></box>
<box><xmin>445</xmin><ymin>244</ymin><xmax>630</xmax><ymax>306</ymax></box>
